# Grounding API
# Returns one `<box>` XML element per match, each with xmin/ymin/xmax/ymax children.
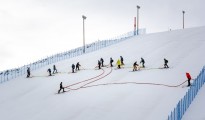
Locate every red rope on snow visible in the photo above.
<box><xmin>64</xmin><ymin>68</ymin><xmax>105</xmax><ymax>88</ymax></box>
<box><xmin>66</xmin><ymin>67</ymin><xmax>113</xmax><ymax>90</ymax></box>
<box><xmin>60</xmin><ymin>67</ymin><xmax>193</xmax><ymax>93</ymax></box>
<box><xmin>80</xmin><ymin>80</ymin><xmax>188</xmax><ymax>89</ymax></box>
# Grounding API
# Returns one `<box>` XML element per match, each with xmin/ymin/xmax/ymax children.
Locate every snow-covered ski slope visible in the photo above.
<box><xmin>1</xmin><ymin>26</ymin><xmax>205</xmax><ymax>120</ymax></box>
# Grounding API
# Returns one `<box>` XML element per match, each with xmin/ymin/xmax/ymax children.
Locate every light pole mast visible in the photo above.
<box><xmin>134</xmin><ymin>17</ymin><xmax>136</xmax><ymax>35</ymax></box>
<box><xmin>182</xmin><ymin>11</ymin><xmax>185</xmax><ymax>29</ymax></box>
<box><xmin>82</xmin><ymin>15</ymin><xmax>86</xmax><ymax>53</ymax></box>
<box><xmin>137</xmin><ymin>5</ymin><xmax>140</xmax><ymax>35</ymax></box>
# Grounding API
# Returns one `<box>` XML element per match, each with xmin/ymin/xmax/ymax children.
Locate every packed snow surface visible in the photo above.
<box><xmin>182</xmin><ymin>84</ymin><xmax>205</xmax><ymax>120</ymax></box>
<box><xmin>1</xmin><ymin>26</ymin><xmax>205</xmax><ymax>120</ymax></box>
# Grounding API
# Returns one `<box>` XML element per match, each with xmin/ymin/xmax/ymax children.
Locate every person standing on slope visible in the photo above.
<box><xmin>26</xmin><ymin>67</ymin><xmax>31</xmax><ymax>78</ymax></box>
<box><xmin>58</xmin><ymin>82</ymin><xmax>65</xmax><ymax>93</ymax></box>
<box><xmin>110</xmin><ymin>57</ymin><xmax>114</xmax><ymax>67</ymax></box>
<box><xmin>98</xmin><ymin>60</ymin><xmax>101</xmax><ymax>69</ymax></box>
<box><xmin>120</xmin><ymin>56</ymin><xmax>124</xmax><ymax>65</ymax></box>
<box><xmin>72</xmin><ymin>64</ymin><xmax>75</xmax><ymax>73</ymax></box>
<box><xmin>100</xmin><ymin>58</ymin><xmax>104</xmax><ymax>67</ymax></box>
<box><xmin>133</xmin><ymin>61</ymin><xmax>139</xmax><ymax>71</ymax></box>
<box><xmin>186</xmin><ymin>72</ymin><xmax>192</xmax><ymax>87</ymax></box>
<box><xmin>140</xmin><ymin>57</ymin><xmax>145</xmax><ymax>68</ymax></box>
<box><xmin>164</xmin><ymin>58</ymin><xmax>169</xmax><ymax>68</ymax></box>
<box><xmin>76</xmin><ymin>62</ymin><xmax>81</xmax><ymax>71</ymax></box>
<box><xmin>116</xmin><ymin>59</ymin><xmax>121</xmax><ymax>69</ymax></box>
<box><xmin>47</xmin><ymin>68</ymin><xmax>52</xmax><ymax>76</ymax></box>
<box><xmin>53</xmin><ymin>65</ymin><xmax>58</xmax><ymax>74</ymax></box>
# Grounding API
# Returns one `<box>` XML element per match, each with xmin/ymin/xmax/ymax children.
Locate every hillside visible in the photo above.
<box><xmin>0</xmin><ymin>26</ymin><xmax>205</xmax><ymax>120</ymax></box>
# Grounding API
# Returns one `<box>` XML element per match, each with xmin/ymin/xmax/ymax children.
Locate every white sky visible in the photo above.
<box><xmin>0</xmin><ymin>0</ymin><xmax>205</xmax><ymax>71</ymax></box>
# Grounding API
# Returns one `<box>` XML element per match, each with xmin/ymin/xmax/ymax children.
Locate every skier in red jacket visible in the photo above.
<box><xmin>186</xmin><ymin>72</ymin><xmax>192</xmax><ymax>87</ymax></box>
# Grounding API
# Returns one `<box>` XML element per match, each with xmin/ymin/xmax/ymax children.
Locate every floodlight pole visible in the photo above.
<box><xmin>82</xmin><ymin>15</ymin><xmax>86</xmax><ymax>53</ymax></box>
<box><xmin>182</xmin><ymin>11</ymin><xmax>185</xmax><ymax>29</ymax></box>
<box><xmin>137</xmin><ymin>5</ymin><xmax>140</xmax><ymax>35</ymax></box>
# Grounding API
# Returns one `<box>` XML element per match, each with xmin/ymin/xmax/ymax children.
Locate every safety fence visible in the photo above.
<box><xmin>0</xmin><ymin>29</ymin><xmax>145</xmax><ymax>84</ymax></box>
<box><xmin>167</xmin><ymin>66</ymin><xmax>205</xmax><ymax>120</ymax></box>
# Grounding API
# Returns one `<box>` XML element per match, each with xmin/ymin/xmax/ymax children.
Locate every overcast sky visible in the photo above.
<box><xmin>0</xmin><ymin>0</ymin><xmax>205</xmax><ymax>71</ymax></box>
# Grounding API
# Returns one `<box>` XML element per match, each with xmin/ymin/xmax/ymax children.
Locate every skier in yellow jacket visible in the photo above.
<box><xmin>116</xmin><ymin>59</ymin><xmax>121</xmax><ymax>69</ymax></box>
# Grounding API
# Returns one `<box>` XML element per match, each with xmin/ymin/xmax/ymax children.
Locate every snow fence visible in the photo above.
<box><xmin>167</xmin><ymin>66</ymin><xmax>205</xmax><ymax>120</ymax></box>
<box><xmin>0</xmin><ymin>30</ymin><xmax>146</xmax><ymax>84</ymax></box>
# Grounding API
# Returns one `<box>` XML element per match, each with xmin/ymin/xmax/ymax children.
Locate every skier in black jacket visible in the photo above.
<box><xmin>120</xmin><ymin>56</ymin><xmax>124</xmax><ymax>65</ymax></box>
<box><xmin>26</xmin><ymin>67</ymin><xmax>31</xmax><ymax>78</ymax></box>
<box><xmin>76</xmin><ymin>62</ymin><xmax>81</xmax><ymax>71</ymax></box>
<box><xmin>72</xmin><ymin>64</ymin><xmax>75</xmax><ymax>73</ymax></box>
<box><xmin>47</xmin><ymin>68</ymin><xmax>52</xmax><ymax>76</ymax></box>
<box><xmin>140</xmin><ymin>58</ymin><xmax>145</xmax><ymax>68</ymax></box>
<box><xmin>133</xmin><ymin>62</ymin><xmax>138</xmax><ymax>71</ymax></box>
<box><xmin>53</xmin><ymin>65</ymin><xmax>57</xmax><ymax>74</ymax></box>
<box><xmin>110</xmin><ymin>57</ymin><xmax>114</xmax><ymax>67</ymax></box>
<box><xmin>98</xmin><ymin>60</ymin><xmax>101</xmax><ymax>69</ymax></box>
<box><xmin>164</xmin><ymin>58</ymin><xmax>169</xmax><ymax>68</ymax></box>
<box><xmin>100</xmin><ymin>58</ymin><xmax>104</xmax><ymax>67</ymax></box>
<box><xmin>58</xmin><ymin>82</ymin><xmax>65</xmax><ymax>93</ymax></box>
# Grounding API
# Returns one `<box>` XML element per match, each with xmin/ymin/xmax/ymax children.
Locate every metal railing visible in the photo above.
<box><xmin>0</xmin><ymin>29</ymin><xmax>145</xmax><ymax>84</ymax></box>
<box><xmin>168</xmin><ymin>66</ymin><xmax>205</xmax><ymax>120</ymax></box>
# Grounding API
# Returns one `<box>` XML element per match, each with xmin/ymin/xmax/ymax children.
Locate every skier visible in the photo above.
<box><xmin>186</xmin><ymin>72</ymin><xmax>192</xmax><ymax>87</ymax></box>
<box><xmin>120</xmin><ymin>56</ymin><xmax>124</xmax><ymax>65</ymax></box>
<box><xmin>140</xmin><ymin>57</ymin><xmax>145</xmax><ymax>68</ymax></box>
<box><xmin>100</xmin><ymin>58</ymin><xmax>104</xmax><ymax>67</ymax></box>
<box><xmin>98</xmin><ymin>60</ymin><xmax>101</xmax><ymax>69</ymax></box>
<box><xmin>133</xmin><ymin>62</ymin><xmax>139</xmax><ymax>71</ymax></box>
<box><xmin>116</xmin><ymin>59</ymin><xmax>121</xmax><ymax>69</ymax></box>
<box><xmin>26</xmin><ymin>67</ymin><xmax>30</xmax><ymax>78</ymax></box>
<box><xmin>110</xmin><ymin>57</ymin><xmax>114</xmax><ymax>67</ymax></box>
<box><xmin>58</xmin><ymin>82</ymin><xmax>65</xmax><ymax>93</ymax></box>
<box><xmin>72</xmin><ymin>64</ymin><xmax>75</xmax><ymax>73</ymax></box>
<box><xmin>53</xmin><ymin>65</ymin><xmax>57</xmax><ymax>74</ymax></box>
<box><xmin>47</xmin><ymin>68</ymin><xmax>52</xmax><ymax>76</ymax></box>
<box><xmin>76</xmin><ymin>62</ymin><xmax>81</xmax><ymax>71</ymax></box>
<box><xmin>164</xmin><ymin>58</ymin><xmax>169</xmax><ymax>68</ymax></box>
